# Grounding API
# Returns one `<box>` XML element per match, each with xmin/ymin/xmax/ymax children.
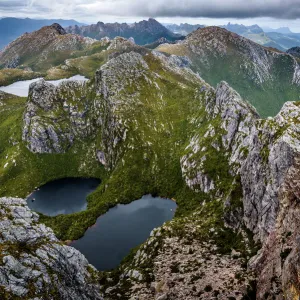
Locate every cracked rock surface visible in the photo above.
<box><xmin>0</xmin><ymin>197</ymin><xmax>102</xmax><ymax>299</ymax></box>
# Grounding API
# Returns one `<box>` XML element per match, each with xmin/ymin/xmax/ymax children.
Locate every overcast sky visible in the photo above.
<box><xmin>1</xmin><ymin>0</ymin><xmax>300</xmax><ymax>31</ymax></box>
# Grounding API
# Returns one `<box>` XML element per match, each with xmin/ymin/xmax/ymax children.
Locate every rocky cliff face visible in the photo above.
<box><xmin>180</xmin><ymin>80</ymin><xmax>300</xmax><ymax>299</ymax></box>
<box><xmin>65</xmin><ymin>18</ymin><xmax>182</xmax><ymax>45</ymax></box>
<box><xmin>287</xmin><ymin>46</ymin><xmax>300</xmax><ymax>58</ymax></box>
<box><xmin>3</xmin><ymin>35</ymin><xmax>300</xmax><ymax>299</ymax></box>
<box><xmin>22</xmin><ymin>79</ymin><xmax>95</xmax><ymax>153</ymax></box>
<box><xmin>0</xmin><ymin>197</ymin><xmax>102</xmax><ymax>299</ymax></box>
<box><xmin>94</xmin><ymin>51</ymin><xmax>150</xmax><ymax>168</ymax></box>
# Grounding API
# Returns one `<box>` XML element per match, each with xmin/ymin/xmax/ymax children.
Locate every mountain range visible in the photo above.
<box><xmin>0</xmin><ymin>20</ymin><xmax>300</xmax><ymax>299</ymax></box>
<box><xmin>65</xmin><ymin>18</ymin><xmax>183</xmax><ymax>45</ymax></box>
<box><xmin>166</xmin><ymin>22</ymin><xmax>300</xmax><ymax>51</ymax></box>
<box><xmin>0</xmin><ymin>17</ymin><xmax>84</xmax><ymax>50</ymax></box>
<box><xmin>287</xmin><ymin>46</ymin><xmax>300</xmax><ymax>58</ymax></box>
<box><xmin>0</xmin><ymin>23</ymin><xmax>100</xmax><ymax>74</ymax></box>
<box><xmin>1</xmin><ymin>17</ymin><xmax>299</xmax><ymax>53</ymax></box>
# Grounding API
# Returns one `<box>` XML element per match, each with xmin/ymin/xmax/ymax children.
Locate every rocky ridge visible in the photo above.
<box><xmin>65</xmin><ymin>18</ymin><xmax>182</xmax><ymax>45</ymax></box>
<box><xmin>22</xmin><ymin>79</ymin><xmax>95</xmax><ymax>153</ymax></box>
<box><xmin>180</xmin><ymin>81</ymin><xmax>300</xmax><ymax>298</ymax></box>
<box><xmin>0</xmin><ymin>197</ymin><xmax>102</xmax><ymax>299</ymax></box>
<box><xmin>157</xmin><ymin>26</ymin><xmax>300</xmax><ymax>117</ymax></box>
<box><xmin>287</xmin><ymin>46</ymin><xmax>300</xmax><ymax>58</ymax></box>
<box><xmin>1</xmin><ymin>36</ymin><xmax>300</xmax><ymax>299</ymax></box>
<box><xmin>0</xmin><ymin>23</ymin><xmax>97</xmax><ymax>71</ymax></box>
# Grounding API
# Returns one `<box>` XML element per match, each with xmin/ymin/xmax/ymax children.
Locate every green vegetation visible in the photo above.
<box><xmin>0</xmin><ymin>51</ymin><xmax>261</xmax><ymax>300</ymax></box>
<box><xmin>46</xmin><ymin>50</ymin><xmax>110</xmax><ymax>80</ymax></box>
<box><xmin>189</xmin><ymin>51</ymin><xmax>299</xmax><ymax>118</ymax></box>
<box><xmin>0</xmin><ymin>53</ymin><xmax>245</xmax><ymax>247</ymax></box>
<box><xmin>0</xmin><ymin>69</ymin><xmax>41</xmax><ymax>86</ymax></box>
<box><xmin>158</xmin><ymin>39</ymin><xmax>300</xmax><ymax>117</ymax></box>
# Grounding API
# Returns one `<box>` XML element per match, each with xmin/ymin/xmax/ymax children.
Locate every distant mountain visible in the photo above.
<box><xmin>165</xmin><ymin>22</ymin><xmax>300</xmax><ymax>51</ymax></box>
<box><xmin>157</xmin><ymin>26</ymin><xmax>300</xmax><ymax>117</ymax></box>
<box><xmin>221</xmin><ymin>23</ymin><xmax>264</xmax><ymax>35</ymax></box>
<box><xmin>220</xmin><ymin>23</ymin><xmax>287</xmax><ymax>50</ymax></box>
<box><xmin>65</xmin><ymin>18</ymin><xmax>183</xmax><ymax>45</ymax></box>
<box><xmin>263</xmin><ymin>26</ymin><xmax>293</xmax><ymax>34</ymax></box>
<box><xmin>265</xmin><ymin>32</ymin><xmax>300</xmax><ymax>50</ymax></box>
<box><xmin>0</xmin><ymin>24</ymin><xmax>97</xmax><ymax>72</ymax></box>
<box><xmin>287</xmin><ymin>47</ymin><xmax>300</xmax><ymax>58</ymax></box>
<box><xmin>164</xmin><ymin>23</ymin><xmax>205</xmax><ymax>35</ymax></box>
<box><xmin>222</xmin><ymin>23</ymin><xmax>300</xmax><ymax>50</ymax></box>
<box><xmin>0</xmin><ymin>17</ymin><xmax>84</xmax><ymax>50</ymax></box>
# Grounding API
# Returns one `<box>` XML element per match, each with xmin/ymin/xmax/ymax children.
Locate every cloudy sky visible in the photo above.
<box><xmin>1</xmin><ymin>0</ymin><xmax>300</xmax><ymax>31</ymax></box>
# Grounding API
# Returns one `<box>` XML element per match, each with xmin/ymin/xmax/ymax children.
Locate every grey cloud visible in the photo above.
<box><xmin>1</xmin><ymin>0</ymin><xmax>300</xmax><ymax>20</ymax></box>
<box><xmin>0</xmin><ymin>0</ymin><xmax>27</xmax><ymax>9</ymax></box>
<box><xmin>128</xmin><ymin>0</ymin><xmax>300</xmax><ymax>19</ymax></box>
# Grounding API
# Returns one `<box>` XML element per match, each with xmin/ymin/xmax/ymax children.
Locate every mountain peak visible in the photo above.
<box><xmin>148</xmin><ymin>18</ymin><xmax>158</xmax><ymax>23</ymax></box>
<box><xmin>287</xmin><ymin>46</ymin><xmax>300</xmax><ymax>58</ymax></box>
<box><xmin>50</xmin><ymin>23</ymin><xmax>66</xmax><ymax>35</ymax></box>
<box><xmin>188</xmin><ymin>26</ymin><xmax>230</xmax><ymax>37</ymax></box>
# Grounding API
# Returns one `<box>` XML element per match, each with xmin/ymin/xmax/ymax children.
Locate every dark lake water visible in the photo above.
<box><xmin>26</xmin><ymin>178</ymin><xmax>100</xmax><ymax>216</ymax></box>
<box><xmin>71</xmin><ymin>195</ymin><xmax>177</xmax><ymax>271</ymax></box>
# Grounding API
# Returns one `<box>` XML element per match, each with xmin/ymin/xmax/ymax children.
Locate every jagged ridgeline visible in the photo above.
<box><xmin>0</xmin><ymin>24</ymin><xmax>151</xmax><ymax>85</ymax></box>
<box><xmin>0</xmin><ymin>23</ymin><xmax>109</xmax><ymax>82</ymax></box>
<box><xmin>65</xmin><ymin>18</ymin><xmax>183</xmax><ymax>45</ymax></box>
<box><xmin>1</xmin><ymin>32</ymin><xmax>300</xmax><ymax>299</ymax></box>
<box><xmin>157</xmin><ymin>26</ymin><xmax>300</xmax><ymax>117</ymax></box>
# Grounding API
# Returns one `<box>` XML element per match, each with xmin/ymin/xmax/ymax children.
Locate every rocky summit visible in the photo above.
<box><xmin>0</xmin><ymin>27</ymin><xmax>300</xmax><ymax>300</ymax></box>
<box><xmin>287</xmin><ymin>46</ymin><xmax>300</xmax><ymax>58</ymax></box>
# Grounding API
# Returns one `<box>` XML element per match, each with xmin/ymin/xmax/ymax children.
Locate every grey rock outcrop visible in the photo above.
<box><xmin>22</xmin><ymin>79</ymin><xmax>95</xmax><ymax>153</ymax></box>
<box><xmin>94</xmin><ymin>51</ymin><xmax>150</xmax><ymax>168</ymax></box>
<box><xmin>0</xmin><ymin>197</ymin><xmax>103</xmax><ymax>299</ymax></box>
<box><xmin>287</xmin><ymin>46</ymin><xmax>300</xmax><ymax>58</ymax></box>
<box><xmin>181</xmin><ymin>81</ymin><xmax>300</xmax><ymax>298</ymax></box>
<box><xmin>181</xmin><ymin>81</ymin><xmax>258</xmax><ymax>194</ymax></box>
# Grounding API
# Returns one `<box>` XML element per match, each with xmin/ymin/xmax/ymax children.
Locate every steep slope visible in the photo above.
<box><xmin>1</xmin><ymin>38</ymin><xmax>300</xmax><ymax>299</ymax></box>
<box><xmin>157</xmin><ymin>26</ymin><xmax>300</xmax><ymax>117</ymax></box>
<box><xmin>287</xmin><ymin>46</ymin><xmax>300</xmax><ymax>58</ymax></box>
<box><xmin>180</xmin><ymin>82</ymin><xmax>300</xmax><ymax>299</ymax></box>
<box><xmin>166</xmin><ymin>23</ymin><xmax>300</xmax><ymax>51</ymax></box>
<box><xmin>0</xmin><ymin>197</ymin><xmax>102</xmax><ymax>299</ymax></box>
<box><xmin>0</xmin><ymin>46</ymin><xmax>211</xmax><ymax>236</ymax></box>
<box><xmin>0</xmin><ymin>50</ymin><xmax>258</xmax><ymax>299</ymax></box>
<box><xmin>0</xmin><ymin>23</ymin><xmax>97</xmax><ymax>72</ymax></box>
<box><xmin>0</xmin><ymin>17</ymin><xmax>84</xmax><ymax>50</ymax></box>
<box><xmin>65</xmin><ymin>18</ymin><xmax>183</xmax><ymax>45</ymax></box>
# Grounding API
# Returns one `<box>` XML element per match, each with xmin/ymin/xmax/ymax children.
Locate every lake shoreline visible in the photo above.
<box><xmin>0</xmin><ymin>74</ymin><xmax>88</xmax><ymax>97</ymax></box>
